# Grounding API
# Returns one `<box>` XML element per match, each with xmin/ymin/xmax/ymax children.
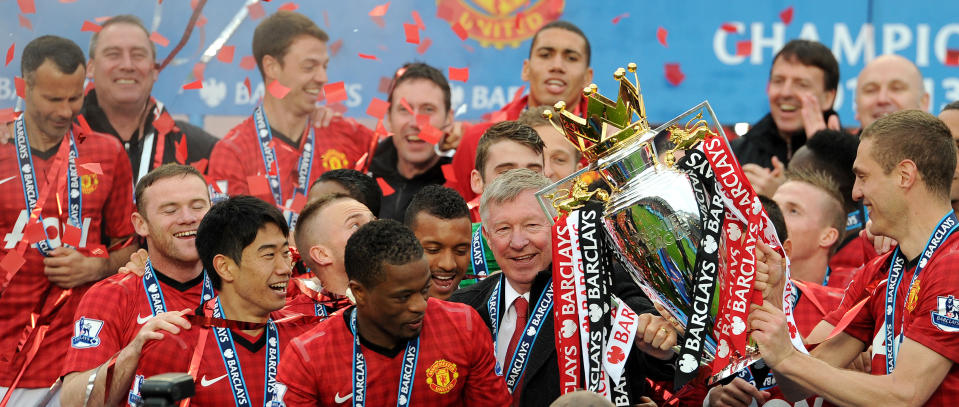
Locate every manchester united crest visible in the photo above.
<box><xmin>81</xmin><ymin>173</ymin><xmax>99</xmax><ymax>195</ymax></box>
<box><xmin>434</xmin><ymin>0</ymin><xmax>564</xmax><ymax>49</ymax></box>
<box><xmin>425</xmin><ymin>359</ymin><xmax>458</xmax><ymax>394</ymax></box>
<box><xmin>321</xmin><ymin>149</ymin><xmax>349</xmax><ymax>171</ymax></box>
<box><xmin>906</xmin><ymin>280</ymin><xmax>921</xmax><ymax>312</ymax></box>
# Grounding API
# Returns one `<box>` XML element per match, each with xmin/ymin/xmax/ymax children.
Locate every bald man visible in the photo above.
<box><xmin>855</xmin><ymin>54</ymin><xmax>929</xmax><ymax>129</ymax></box>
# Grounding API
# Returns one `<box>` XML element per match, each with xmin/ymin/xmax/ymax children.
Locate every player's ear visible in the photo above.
<box><xmin>470</xmin><ymin>169</ymin><xmax>485</xmax><ymax>196</ymax></box>
<box><xmin>311</xmin><ymin>244</ymin><xmax>332</xmax><ymax>267</ymax></box>
<box><xmin>131</xmin><ymin>212</ymin><xmax>150</xmax><ymax>238</ymax></box>
<box><xmin>212</xmin><ymin>254</ymin><xmax>236</xmax><ymax>285</ymax></box>
<box><xmin>783</xmin><ymin>238</ymin><xmax>793</xmax><ymax>258</ymax></box>
<box><xmin>349</xmin><ymin>280</ymin><xmax>366</xmax><ymax>306</ymax></box>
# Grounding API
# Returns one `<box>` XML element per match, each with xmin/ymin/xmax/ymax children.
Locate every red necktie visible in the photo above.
<box><xmin>505</xmin><ymin>296</ymin><xmax>529</xmax><ymax>406</ymax></box>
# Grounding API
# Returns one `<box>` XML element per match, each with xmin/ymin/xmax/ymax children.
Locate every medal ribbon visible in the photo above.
<box><xmin>142</xmin><ymin>259</ymin><xmax>215</xmax><ymax>316</ymax></box>
<box><xmin>883</xmin><ymin>210</ymin><xmax>958</xmax><ymax>373</ymax></box>
<box><xmin>211</xmin><ymin>298</ymin><xmax>279</xmax><ymax>407</ymax></box>
<box><xmin>14</xmin><ymin>115</ymin><xmax>82</xmax><ymax>256</ymax></box>
<box><xmin>349</xmin><ymin>309</ymin><xmax>419</xmax><ymax>407</ymax></box>
<box><xmin>487</xmin><ymin>275</ymin><xmax>554</xmax><ymax>392</ymax></box>
<box><xmin>470</xmin><ymin>226</ymin><xmax>490</xmax><ymax>278</ymax></box>
<box><xmin>252</xmin><ymin>106</ymin><xmax>314</xmax><ymax>227</ymax></box>
<box><xmin>552</xmin><ymin>214</ymin><xmax>581</xmax><ymax>395</ymax></box>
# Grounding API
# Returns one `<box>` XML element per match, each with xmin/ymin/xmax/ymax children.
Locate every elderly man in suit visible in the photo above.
<box><xmin>449</xmin><ymin>169</ymin><xmax>675</xmax><ymax>406</ymax></box>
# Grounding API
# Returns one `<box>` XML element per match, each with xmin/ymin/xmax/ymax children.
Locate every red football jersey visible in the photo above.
<box><xmin>134</xmin><ymin>301</ymin><xmax>312</xmax><ymax>407</ymax></box>
<box><xmin>828</xmin><ymin>234</ymin><xmax>879</xmax><ymax>281</ymax></box>
<box><xmin>61</xmin><ymin>269</ymin><xmax>211</xmax><ymax>378</ymax></box>
<box><xmin>0</xmin><ymin>130</ymin><xmax>134</xmax><ymax>388</ymax></box>
<box><xmin>277</xmin><ymin>298</ymin><xmax>510</xmax><ymax>406</ymax></box>
<box><xmin>841</xmin><ymin>233</ymin><xmax>959</xmax><ymax>405</ymax></box>
<box><xmin>208</xmin><ymin>114</ymin><xmax>373</xmax><ymax>203</ymax></box>
<box><xmin>281</xmin><ymin>278</ymin><xmax>351</xmax><ymax>317</ymax></box>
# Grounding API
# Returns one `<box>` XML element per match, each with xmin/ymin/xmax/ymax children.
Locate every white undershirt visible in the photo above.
<box><xmin>495</xmin><ymin>279</ymin><xmax>530</xmax><ymax>367</ymax></box>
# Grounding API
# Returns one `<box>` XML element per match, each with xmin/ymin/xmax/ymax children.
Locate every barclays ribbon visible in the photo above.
<box><xmin>252</xmin><ymin>106</ymin><xmax>315</xmax><ymax>227</ymax></box>
<box><xmin>349</xmin><ymin>309</ymin><xmax>419</xmax><ymax>407</ymax></box>
<box><xmin>142</xmin><ymin>259</ymin><xmax>215</xmax><ymax>317</ymax></box>
<box><xmin>211</xmin><ymin>298</ymin><xmax>279</xmax><ymax>407</ymax></box>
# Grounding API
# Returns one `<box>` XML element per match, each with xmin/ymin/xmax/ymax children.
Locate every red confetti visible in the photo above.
<box><xmin>358</xmin><ymin>53</ymin><xmax>378</xmax><ymax>60</ymax></box>
<box><xmin>5</xmin><ymin>44</ymin><xmax>13</xmax><ymax>67</ymax></box>
<box><xmin>279</xmin><ymin>2</ymin><xmax>299</xmax><ymax>11</ymax></box>
<box><xmin>247</xmin><ymin>175</ymin><xmax>271</xmax><ymax>197</ymax></box>
<box><xmin>404</xmin><ymin>23</ymin><xmax>420</xmax><ymax>44</ymax></box>
<box><xmin>371</xmin><ymin>16</ymin><xmax>386</xmax><ymax>29</ymax></box>
<box><xmin>61</xmin><ymin>224</ymin><xmax>82</xmax><ymax>248</ymax></box>
<box><xmin>416</xmin><ymin>37</ymin><xmax>432</xmax><ymax>55</ymax></box>
<box><xmin>239</xmin><ymin>55</ymin><xmax>257</xmax><ymax>70</ymax></box>
<box><xmin>323</xmin><ymin>10</ymin><xmax>330</xmax><ymax>28</ymax></box>
<box><xmin>720</xmin><ymin>23</ymin><xmax>738</xmax><ymax>33</ymax></box>
<box><xmin>946</xmin><ymin>49</ymin><xmax>959</xmax><ymax>66</ymax></box>
<box><xmin>196</xmin><ymin>15</ymin><xmax>208</xmax><ymax>28</ymax></box>
<box><xmin>656</xmin><ymin>26</ymin><xmax>668</xmax><ymax>47</ymax></box>
<box><xmin>247</xmin><ymin>3</ymin><xmax>266</xmax><ymax>20</ymax></box>
<box><xmin>377</xmin><ymin>178</ymin><xmax>395</xmax><ymax>196</ymax></box>
<box><xmin>153</xmin><ymin>110</ymin><xmax>175</xmax><ymax>136</ymax></box>
<box><xmin>243</xmin><ymin>77</ymin><xmax>252</xmax><ymax>97</ymax></box>
<box><xmin>18</xmin><ymin>15</ymin><xmax>32</xmax><ymax>30</ymax></box>
<box><xmin>369</xmin><ymin>2</ymin><xmax>390</xmax><ymax>17</ymax></box>
<box><xmin>15</xmin><ymin>77</ymin><xmax>25</xmax><ymax>98</ymax></box>
<box><xmin>182</xmin><ymin>80</ymin><xmax>203</xmax><ymax>90</ymax></box>
<box><xmin>448</xmin><ymin>66</ymin><xmax>469</xmax><ymax>82</ymax></box>
<box><xmin>329</xmin><ymin>39</ymin><xmax>343</xmax><ymax>57</ymax></box>
<box><xmin>79</xmin><ymin>162</ymin><xmax>103</xmax><ymax>174</ymax></box>
<box><xmin>24</xmin><ymin>220</ymin><xmax>44</xmax><ymax>243</ymax></box>
<box><xmin>366</xmin><ymin>97</ymin><xmax>389</xmax><ymax>119</ymax></box>
<box><xmin>17</xmin><ymin>0</ymin><xmax>35</xmax><ymax>14</ymax></box>
<box><xmin>451</xmin><ymin>22</ymin><xmax>468</xmax><ymax>41</ymax></box>
<box><xmin>268</xmin><ymin>80</ymin><xmax>291</xmax><ymax>99</ymax></box>
<box><xmin>190</xmin><ymin>158</ymin><xmax>208</xmax><ymax>174</ymax></box>
<box><xmin>0</xmin><ymin>250</ymin><xmax>25</xmax><ymax>275</ymax></box>
<box><xmin>217</xmin><ymin>45</ymin><xmax>235</xmax><ymax>64</ymax></box>
<box><xmin>324</xmin><ymin>82</ymin><xmax>347</xmax><ymax>104</ymax></box>
<box><xmin>462</xmin><ymin>44</ymin><xmax>475</xmax><ymax>53</ymax></box>
<box><xmin>416</xmin><ymin>115</ymin><xmax>443</xmax><ymax>145</ymax></box>
<box><xmin>611</xmin><ymin>12</ymin><xmax>629</xmax><ymax>25</ymax></box>
<box><xmin>664</xmin><ymin>63</ymin><xmax>685</xmax><ymax>86</ymax></box>
<box><xmin>204</xmin><ymin>175</ymin><xmax>221</xmax><ymax>193</ymax></box>
<box><xmin>412</xmin><ymin>11</ymin><xmax>425</xmax><ymax>30</ymax></box>
<box><xmin>736</xmin><ymin>40</ymin><xmax>752</xmax><ymax>57</ymax></box>
<box><xmin>399</xmin><ymin>97</ymin><xmax>414</xmax><ymax>115</ymax></box>
<box><xmin>510</xmin><ymin>85</ymin><xmax>526</xmax><ymax>104</ymax></box>
<box><xmin>514</xmin><ymin>12</ymin><xmax>523</xmax><ymax>29</ymax></box>
<box><xmin>779</xmin><ymin>6</ymin><xmax>794</xmax><ymax>25</ymax></box>
<box><xmin>150</xmin><ymin>32</ymin><xmax>170</xmax><ymax>47</ymax></box>
<box><xmin>441</xmin><ymin>164</ymin><xmax>456</xmax><ymax>183</ymax></box>
<box><xmin>175</xmin><ymin>137</ymin><xmax>188</xmax><ymax>164</ymax></box>
<box><xmin>378</xmin><ymin>76</ymin><xmax>392</xmax><ymax>94</ymax></box>
<box><xmin>436</xmin><ymin>3</ymin><xmax>455</xmax><ymax>20</ymax></box>
<box><xmin>374</xmin><ymin>119</ymin><xmax>390</xmax><ymax>138</ymax></box>
<box><xmin>81</xmin><ymin>20</ymin><xmax>102</xmax><ymax>33</ymax></box>
<box><xmin>192</xmin><ymin>62</ymin><xmax>206</xmax><ymax>81</ymax></box>
<box><xmin>94</xmin><ymin>16</ymin><xmax>110</xmax><ymax>23</ymax></box>
<box><xmin>0</xmin><ymin>108</ymin><xmax>14</xmax><ymax>123</ymax></box>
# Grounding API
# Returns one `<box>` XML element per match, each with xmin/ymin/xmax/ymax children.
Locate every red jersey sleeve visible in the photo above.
<box><xmin>61</xmin><ymin>275</ymin><xmax>136</xmax><ymax>376</ymax></box>
<box><xmin>102</xmin><ymin>142</ymin><xmax>135</xmax><ymax>240</ymax></box>
<box><xmin>276</xmin><ymin>334</ymin><xmax>319</xmax><ymax>407</ymax></box>
<box><xmin>461</xmin><ymin>304</ymin><xmax>511</xmax><ymax>406</ymax></box>
<box><xmin>208</xmin><ymin>123</ymin><xmax>254</xmax><ymax>196</ymax></box>
<box><xmin>823</xmin><ymin>254</ymin><xmax>888</xmax><ymax>326</ymax></box>
<box><xmin>903</xmin><ymin>250</ymin><xmax>959</xmax><ymax>364</ymax></box>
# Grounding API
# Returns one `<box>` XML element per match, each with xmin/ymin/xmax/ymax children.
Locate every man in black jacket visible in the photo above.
<box><xmin>450</xmin><ymin>169</ymin><xmax>675</xmax><ymax>406</ymax></box>
<box><xmin>732</xmin><ymin>39</ymin><xmax>840</xmax><ymax>197</ymax></box>
<box><xmin>371</xmin><ymin>62</ymin><xmax>455</xmax><ymax>221</ymax></box>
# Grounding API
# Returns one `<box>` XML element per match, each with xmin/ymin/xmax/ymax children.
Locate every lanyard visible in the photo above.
<box><xmin>141</xmin><ymin>259</ymin><xmax>215</xmax><ymax>316</ymax></box>
<box><xmin>822</xmin><ymin>266</ymin><xmax>832</xmax><ymax>286</ymax></box>
<box><xmin>349</xmin><ymin>310</ymin><xmax>419</xmax><ymax>407</ymax></box>
<box><xmin>314</xmin><ymin>302</ymin><xmax>328</xmax><ymax>317</ymax></box>
<box><xmin>252</xmin><ymin>106</ymin><xmax>314</xmax><ymax>227</ymax></box>
<box><xmin>211</xmin><ymin>298</ymin><xmax>280</xmax><ymax>407</ymax></box>
<box><xmin>470</xmin><ymin>227</ymin><xmax>490</xmax><ymax>277</ymax></box>
<box><xmin>14</xmin><ymin>115</ymin><xmax>82</xmax><ymax>256</ymax></box>
<box><xmin>487</xmin><ymin>276</ymin><xmax>554</xmax><ymax>392</ymax></box>
<box><xmin>883</xmin><ymin>210</ymin><xmax>958</xmax><ymax>373</ymax></box>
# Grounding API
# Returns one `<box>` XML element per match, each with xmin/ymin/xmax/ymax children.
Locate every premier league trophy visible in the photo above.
<box><xmin>539</xmin><ymin>64</ymin><xmax>802</xmax><ymax>392</ymax></box>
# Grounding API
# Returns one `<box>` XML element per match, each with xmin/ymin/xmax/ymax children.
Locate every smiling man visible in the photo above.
<box><xmin>446</xmin><ymin>21</ymin><xmax>593</xmax><ymax>203</ymax></box>
<box><xmin>854</xmin><ymin>54</ymin><xmax>929</xmax><ymax>130</ymax></box>
<box><xmin>404</xmin><ymin>185</ymin><xmax>472</xmax><ymax>300</ymax></box>
<box><xmin>81</xmin><ymin>15</ymin><xmax>217</xmax><ymax>183</ymax></box>
<box><xmin>209</xmin><ymin>11</ymin><xmax>373</xmax><ymax>220</ymax></box>
<box><xmin>371</xmin><ymin>63</ymin><xmax>455</xmax><ymax>221</ymax></box>
<box><xmin>277</xmin><ymin>219</ymin><xmax>510</xmax><ymax>406</ymax></box>
<box><xmin>60</xmin><ymin>164</ymin><xmax>213</xmax><ymax>407</ymax></box>
<box><xmin>132</xmin><ymin>195</ymin><xmax>311</xmax><ymax>406</ymax></box>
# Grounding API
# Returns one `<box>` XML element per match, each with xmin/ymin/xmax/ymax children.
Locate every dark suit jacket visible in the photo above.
<box><xmin>449</xmin><ymin>266</ymin><xmax>675</xmax><ymax>406</ymax></box>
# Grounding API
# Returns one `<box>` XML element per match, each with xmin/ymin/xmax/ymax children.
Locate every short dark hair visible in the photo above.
<box><xmin>943</xmin><ymin>100</ymin><xmax>959</xmax><ymax>112</ymax></box>
<box><xmin>861</xmin><ymin>110</ymin><xmax>957</xmax><ymax>199</ymax></box>
<box><xmin>135</xmin><ymin>164</ymin><xmax>209</xmax><ymax>213</ymax></box>
<box><xmin>759</xmin><ymin>195</ymin><xmax>788</xmax><ymax>243</ymax></box>
<box><xmin>312</xmin><ymin>169</ymin><xmax>382</xmax><ymax>215</ymax></box>
<box><xmin>388</xmin><ymin>62</ymin><xmax>451</xmax><ymax>113</ymax></box>
<box><xmin>474</xmin><ymin>121</ymin><xmax>545</xmax><ymax>174</ymax></box>
<box><xmin>404</xmin><ymin>185</ymin><xmax>470</xmax><ymax>229</ymax></box>
<box><xmin>196</xmin><ymin>196</ymin><xmax>289</xmax><ymax>289</ymax></box>
<box><xmin>771</xmin><ymin>39</ymin><xmax>839</xmax><ymax>92</ymax></box>
<box><xmin>21</xmin><ymin>35</ymin><xmax>85</xmax><ymax>85</ymax></box>
<box><xmin>252</xmin><ymin>11</ymin><xmax>329</xmax><ymax>78</ymax></box>
<box><xmin>293</xmin><ymin>192</ymin><xmax>354</xmax><ymax>249</ymax></box>
<box><xmin>89</xmin><ymin>14</ymin><xmax>155</xmax><ymax>61</ymax></box>
<box><xmin>344</xmin><ymin>219</ymin><xmax>424</xmax><ymax>288</ymax></box>
<box><xmin>529</xmin><ymin>20</ymin><xmax>591</xmax><ymax>66</ymax></box>
<box><xmin>792</xmin><ymin>129</ymin><xmax>859</xmax><ymax>213</ymax></box>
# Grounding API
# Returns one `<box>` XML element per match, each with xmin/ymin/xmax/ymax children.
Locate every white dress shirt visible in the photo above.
<box><xmin>495</xmin><ymin>279</ymin><xmax>531</xmax><ymax>368</ymax></box>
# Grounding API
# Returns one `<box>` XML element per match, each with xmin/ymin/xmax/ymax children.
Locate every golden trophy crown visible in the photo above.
<box><xmin>544</xmin><ymin>62</ymin><xmax>650</xmax><ymax>161</ymax></box>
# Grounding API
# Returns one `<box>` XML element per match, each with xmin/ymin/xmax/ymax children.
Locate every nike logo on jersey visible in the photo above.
<box><xmin>200</xmin><ymin>374</ymin><xmax>227</xmax><ymax>387</ymax></box>
<box><xmin>136</xmin><ymin>314</ymin><xmax>152</xmax><ymax>324</ymax></box>
<box><xmin>334</xmin><ymin>392</ymin><xmax>353</xmax><ymax>404</ymax></box>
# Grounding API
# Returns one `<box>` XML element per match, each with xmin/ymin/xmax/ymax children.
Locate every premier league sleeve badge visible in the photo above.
<box><xmin>931</xmin><ymin>295</ymin><xmax>959</xmax><ymax>332</ymax></box>
<box><xmin>71</xmin><ymin>316</ymin><xmax>105</xmax><ymax>348</ymax></box>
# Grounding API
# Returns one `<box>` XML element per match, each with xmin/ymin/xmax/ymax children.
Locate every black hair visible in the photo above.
<box><xmin>403</xmin><ymin>185</ymin><xmax>470</xmax><ymax>229</ymax></box>
<box><xmin>529</xmin><ymin>20</ymin><xmax>591</xmax><ymax>65</ymax></box>
<box><xmin>344</xmin><ymin>219</ymin><xmax>423</xmax><ymax>288</ymax></box>
<box><xmin>196</xmin><ymin>196</ymin><xmax>289</xmax><ymax>289</ymax></box>
<box><xmin>759</xmin><ymin>195</ymin><xmax>788</xmax><ymax>243</ymax></box>
<box><xmin>794</xmin><ymin>129</ymin><xmax>859</xmax><ymax>213</ymax></box>
<box><xmin>312</xmin><ymin>169</ymin><xmax>382</xmax><ymax>215</ymax></box>
<box><xmin>771</xmin><ymin>39</ymin><xmax>840</xmax><ymax>92</ymax></box>
<box><xmin>943</xmin><ymin>100</ymin><xmax>959</xmax><ymax>112</ymax></box>
<box><xmin>388</xmin><ymin>62</ymin><xmax>452</xmax><ymax>113</ymax></box>
<box><xmin>21</xmin><ymin>35</ymin><xmax>85</xmax><ymax>85</ymax></box>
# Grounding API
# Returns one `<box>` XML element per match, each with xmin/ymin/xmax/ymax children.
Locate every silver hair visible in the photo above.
<box><xmin>89</xmin><ymin>15</ymin><xmax>156</xmax><ymax>61</ymax></box>
<box><xmin>479</xmin><ymin>168</ymin><xmax>551</xmax><ymax>223</ymax></box>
